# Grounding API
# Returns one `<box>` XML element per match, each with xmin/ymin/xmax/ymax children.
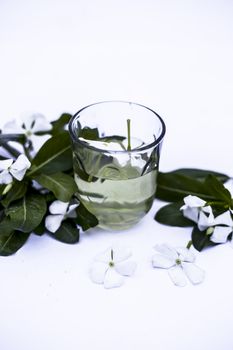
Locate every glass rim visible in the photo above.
<box><xmin>68</xmin><ymin>100</ymin><xmax>166</xmax><ymax>154</ymax></box>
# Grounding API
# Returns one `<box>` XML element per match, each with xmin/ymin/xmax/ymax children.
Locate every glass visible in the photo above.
<box><xmin>69</xmin><ymin>101</ymin><xmax>166</xmax><ymax>230</ymax></box>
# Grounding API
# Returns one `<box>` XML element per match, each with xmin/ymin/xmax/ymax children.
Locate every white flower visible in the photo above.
<box><xmin>2</xmin><ymin>113</ymin><xmax>52</xmax><ymax>152</ymax></box>
<box><xmin>209</xmin><ymin>210</ymin><xmax>233</xmax><ymax>245</ymax></box>
<box><xmin>152</xmin><ymin>243</ymin><xmax>205</xmax><ymax>287</ymax></box>
<box><xmin>180</xmin><ymin>195</ymin><xmax>214</xmax><ymax>231</ymax></box>
<box><xmin>0</xmin><ymin>154</ymin><xmax>31</xmax><ymax>184</ymax></box>
<box><xmin>45</xmin><ymin>200</ymin><xmax>79</xmax><ymax>233</ymax></box>
<box><xmin>90</xmin><ymin>245</ymin><xmax>137</xmax><ymax>289</ymax></box>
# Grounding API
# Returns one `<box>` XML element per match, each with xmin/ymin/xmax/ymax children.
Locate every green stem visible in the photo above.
<box><xmin>186</xmin><ymin>240</ymin><xmax>193</xmax><ymax>249</ymax></box>
<box><xmin>23</xmin><ymin>144</ymin><xmax>32</xmax><ymax>161</ymax></box>
<box><xmin>1</xmin><ymin>143</ymin><xmax>21</xmax><ymax>158</ymax></box>
<box><xmin>127</xmin><ymin>119</ymin><xmax>131</xmax><ymax>151</ymax></box>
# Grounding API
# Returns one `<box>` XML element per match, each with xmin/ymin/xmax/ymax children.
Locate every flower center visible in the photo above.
<box><xmin>175</xmin><ymin>258</ymin><xmax>182</xmax><ymax>265</ymax></box>
<box><xmin>206</xmin><ymin>227</ymin><xmax>214</xmax><ymax>235</ymax></box>
<box><xmin>109</xmin><ymin>261</ymin><xmax>114</xmax><ymax>268</ymax></box>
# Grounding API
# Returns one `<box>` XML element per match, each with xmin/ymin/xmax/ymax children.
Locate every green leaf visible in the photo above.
<box><xmin>34</xmin><ymin>172</ymin><xmax>77</xmax><ymax>202</ymax></box>
<box><xmin>2</xmin><ymin>181</ymin><xmax>28</xmax><ymax>207</ymax></box>
<box><xmin>0</xmin><ymin>217</ymin><xmax>30</xmax><ymax>256</ymax></box>
<box><xmin>28</xmin><ymin>132</ymin><xmax>73</xmax><ymax>176</ymax></box>
<box><xmin>169</xmin><ymin>168</ymin><xmax>229</xmax><ymax>183</ymax></box>
<box><xmin>51</xmin><ymin>113</ymin><xmax>72</xmax><ymax>135</ymax></box>
<box><xmin>155</xmin><ymin>202</ymin><xmax>194</xmax><ymax>227</ymax></box>
<box><xmin>33</xmin><ymin>221</ymin><xmax>45</xmax><ymax>236</ymax></box>
<box><xmin>191</xmin><ymin>226</ymin><xmax>217</xmax><ymax>252</ymax></box>
<box><xmin>5</xmin><ymin>194</ymin><xmax>47</xmax><ymax>233</ymax></box>
<box><xmin>156</xmin><ymin>173</ymin><xmax>223</xmax><ymax>203</ymax></box>
<box><xmin>75</xmin><ymin>202</ymin><xmax>98</xmax><ymax>231</ymax></box>
<box><xmin>204</xmin><ymin>175</ymin><xmax>232</xmax><ymax>206</ymax></box>
<box><xmin>52</xmin><ymin>221</ymin><xmax>79</xmax><ymax>243</ymax></box>
<box><xmin>78</xmin><ymin>126</ymin><xmax>100</xmax><ymax>140</ymax></box>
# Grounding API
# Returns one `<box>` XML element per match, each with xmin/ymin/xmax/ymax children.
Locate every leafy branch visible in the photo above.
<box><xmin>0</xmin><ymin>113</ymin><xmax>98</xmax><ymax>256</ymax></box>
<box><xmin>154</xmin><ymin>169</ymin><xmax>233</xmax><ymax>251</ymax></box>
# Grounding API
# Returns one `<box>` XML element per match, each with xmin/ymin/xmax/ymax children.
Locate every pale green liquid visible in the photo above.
<box><xmin>74</xmin><ymin>167</ymin><xmax>157</xmax><ymax>230</ymax></box>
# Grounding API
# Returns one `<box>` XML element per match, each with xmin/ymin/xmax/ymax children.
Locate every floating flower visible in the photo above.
<box><xmin>152</xmin><ymin>243</ymin><xmax>205</xmax><ymax>287</ymax></box>
<box><xmin>2</xmin><ymin>113</ymin><xmax>52</xmax><ymax>152</ymax></box>
<box><xmin>180</xmin><ymin>195</ymin><xmax>214</xmax><ymax>231</ymax></box>
<box><xmin>209</xmin><ymin>210</ymin><xmax>233</xmax><ymax>244</ymax></box>
<box><xmin>0</xmin><ymin>154</ymin><xmax>31</xmax><ymax>184</ymax></box>
<box><xmin>45</xmin><ymin>200</ymin><xmax>79</xmax><ymax>233</ymax></box>
<box><xmin>90</xmin><ymin>245</ymin><xmax>137</xmax><ymax>289</ymax></box>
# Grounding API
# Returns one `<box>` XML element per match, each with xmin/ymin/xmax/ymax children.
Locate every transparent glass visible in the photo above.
<box><xmin>69</xmin><ymin>101</ymin><xmax>166</xmax><ymax>230</ymax></box>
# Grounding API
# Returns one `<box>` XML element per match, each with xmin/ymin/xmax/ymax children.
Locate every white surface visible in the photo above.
<box><xmin>0</xmin><ymin>1</ymin><xmax>233</xmax><ymax>349</ymax></box>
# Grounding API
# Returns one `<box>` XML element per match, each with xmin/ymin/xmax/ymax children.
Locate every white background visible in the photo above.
<box><xmin>0</xmin><ymin>1</ymin><xmax>233</xmax><ymax>349</ymax></box>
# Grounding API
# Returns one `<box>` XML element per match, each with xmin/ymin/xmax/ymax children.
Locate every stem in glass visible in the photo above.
<box><xmin>127</xmin><ymin>119</ymin><xmax>131</xmax><ymax>151</ymax></box>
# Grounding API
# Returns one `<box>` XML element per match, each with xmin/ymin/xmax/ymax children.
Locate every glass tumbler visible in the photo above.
<box><xmin>69</xmin><ymin>101</ymin><xmax>166</xmax><ymax>230</ymax></box>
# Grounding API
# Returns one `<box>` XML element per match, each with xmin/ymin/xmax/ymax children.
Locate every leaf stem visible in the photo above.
<box><xmin>127</xmin><ymin>119</ymin><xmax>131</xmax><ymax>151</ymax></box>
<box><xmin>186</xmin><ymin>240</ymin><xmax>193</xmax><ymax>249</ymax></box>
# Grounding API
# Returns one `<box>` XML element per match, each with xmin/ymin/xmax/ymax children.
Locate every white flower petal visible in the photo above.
<box><xmin>111</xmin><ymin>245</ymin><xmax>132</xmax><ymax>263</ymax></box>
<box><xmin>20</xmin><ymin>114</ymin><xmax>36</xmax><ymax>130</ymax></box>
<box><xmin>30</xmin><ymin>114</ymin><xmax>52</xmax><ymax>133</ymax></box>
<box><xmin>95</xmin><ymin>246</ymin><xmax>132</xmax><ymax>264</ymax></box>
<box><xmin>89</xmin><ymin>262</ymin><xmax>108</xmax><ymax>284</ymax></box>
<box><xmin>152</xmin><ymin>253</ymin><xmax>175</xmax><ymax>269</ymax></box>
<box><xmin>198</xmin><ymin>209</ymin><xmax>214</xmax><ymax>231</ymax></box>
<box><xmin>95</xmin><ymin>248</ymin><xmax>112</xmax><ymax>263</ymax></box>
<box><xmin>45</xmin><ymin>214</ymin><xmax>64</xmax><ymax>233</ymax></box>
<box><xmin>104</xmin><ymin>268</ymin><xmax>124</xmax><ymax>289</ymax></box>
<box><xmin>49</xmin><ymin>200</ymin><xmax>69</xmax><ymax>215</ymax></box>
<box><xmin>182</xmin><ymin>207</ymin><xmax>199</xmax><ymax>223</ymax></box>
<box><xmin>202</xmin><ymin>205</ymin><xmax>214</xmax><ymax>216</ymax></box>
<box><xmin>182</xmin><ymin>262</ymin><xmax>205</xmax><ymax>285</ymax></box>
<box><xmin>29</xmin><ymin>134</ymin><xmax>51</xmax><ymax>153</ymax></box>
<box><xmin>183</xmin><ymin>195</ymin><xmax>206</xmax><ymax>208</ymax></box>
<box><xmin>154</xmin><ymin>243</ymin><xmax>178</xmax><ymax>260</ymax></box>
<box><xmin>168</xmin><ymin>265</ymin><xmax>187</xmax><ymax>287</ymax></box>
<box><xmin>115</xmin><ymin>261</ymin><xmax>137</xmax><ymax>276</ymax></box>
<box><xmin>0</xmin><ymin>159</ymin><xmax>14</xmax><ymax>171</ymax></box>
<box><xmin>67</xmin><ymin>204</ymin><xmax>79</xmax><ymax>218</ymax></box>
<box><xmin>0</xmin><ymin>170</ymin><xmax>13</xmax><ymax>184</ymax></box>
<box><xmin>210</xmin><ymin>226</ymin><xmax>232</xmax><ymax>243</ymax></box>
<box><xmin>2</xmin><ymin>119</ymin><xmax>25</xmax><ymax>134</ymax></box>
<box><xmin>214</xmin><ymin>211</ymin><xmax>233</xmax><ymax>227</ymax></box>
<box><xmin>176</xmin><ymin>247</ymin><xmax>195</xmax><ymax>263</ymax></box>
<box><xmin>9</xmin><ymin>154</ymin><xmax>31</xmax><ymax>181</ymax></box>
